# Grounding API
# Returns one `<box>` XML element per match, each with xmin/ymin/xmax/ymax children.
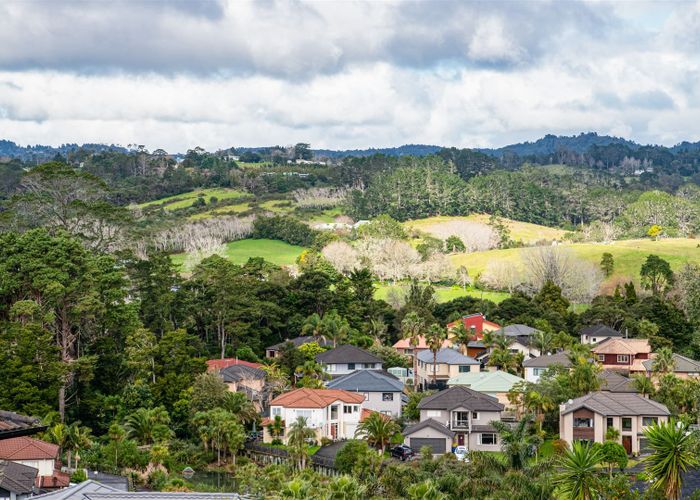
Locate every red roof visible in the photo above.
<box><xmin>36</xmin><ymin>469</ymin><xmax>70</xmax><ymax>489</ymax></box>
<box><xmin>359</xmin><ymin>408</ymin><xmax>391</xmax><ymax>422</ymax></box>
<box><xmin>206</xmin><ymin>358</ymin><xmax>263</xmax><ymax>372</ymax></box>
<box><xmin>393</xmin><ymin>336</ymin><xmax>452</xmax><ymax>350</ymax></box>
<box><xmin>446</xmin><ymin>313</ymin><xmax>500</xmax><ymax>337</ymax></box>
<box><xmin>0</xmin><ymin>436</ymin><xmax>59</xmax><ymax>460</ymax></box>
<box><xmin>270</xmin><ymin>388</ymin><xmax>364</xmax><ymax>408</ymax></box>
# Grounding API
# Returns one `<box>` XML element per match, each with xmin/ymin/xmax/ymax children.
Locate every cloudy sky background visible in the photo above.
<box><xmin>1</xmin><ymin>0</ymin><xmax>699</xmax><ymax>152</ymax></box>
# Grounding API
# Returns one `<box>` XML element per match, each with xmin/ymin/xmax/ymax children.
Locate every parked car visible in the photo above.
<box><xmin>390</xmin><ymin>444</ymin><xmax>415</xmax><ymax>461</ymax></box>
<box><xmin>453</xmin><ymin>445</ymin><xmax>468</xmax><ymax>462</ymax></box>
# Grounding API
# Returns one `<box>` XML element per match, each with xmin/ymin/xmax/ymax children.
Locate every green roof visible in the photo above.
<box><xmin>447</xmin><ymin>370</ymin><xmax>524</xmax><ymax>392</ymax></box>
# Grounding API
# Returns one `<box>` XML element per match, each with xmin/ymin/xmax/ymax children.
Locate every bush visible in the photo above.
<box><xmin>235</xmin><ymin>346</ymin><xmax>260</xmax><ymax>363</ymax></box>
<box><xmin>552</xmin><ymin>439</ymin><xmax>568</xmax><ymax>455</ymax></box>
<box><xmin>252</xmin><ymin>216</ymin><xmax>318</xmax><ymax>246</ymax></box>
<box><xmin>335</xmin><ymin>440</ymin><xmax>372</xmax><ymax>474</ymax></box>
<box><xmin>320</xmin><ymin>437</ymin><xmax>333</xmax><ymax>447</ymax></box>
<box><xmin>271</xmin><ymin>438</ymin><xmax>283</xmax><ymax>446</ymax></box>
<box><xmin>70</xmin><ymin>469</ymin><xmax>88</xmax><ymax>483</ymax></box>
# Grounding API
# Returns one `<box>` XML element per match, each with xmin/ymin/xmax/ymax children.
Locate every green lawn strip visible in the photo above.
<box><xmin>374</xmin><ymin>284</ymin><xmax>511</xmax><ymax>304</ymax></box>
<box><xmin>138</xmin><ymin>188</ymin><xmax>248</xmax><ymax>210</ymax></box>
<box><xmin>172</xmin><ymin>239</ymin><xmax>306</xmax><ymax>271</ymax></box>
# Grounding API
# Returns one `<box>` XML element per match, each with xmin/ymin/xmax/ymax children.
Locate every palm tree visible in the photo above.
<box><xmin>631</xmin><ymin>374</ymin><xmax>656</xmax><ymax>397</ymax></box>
<box><xmin>294</xmin><ymin>360</ymin><xmax>326</xmax><ymax>386</ymax></box>
<box><xmin>354</xmin><ymin>412</ymin><xmax>400</xmax><ymax>453</ymax></box>
<box><xmin>643</xmin><ymin>420</ymin><xmax>699</xmax><ymax>500</ymax></box>
<box><xmin>369</xmin><ymin>318</ymin><xmax>387</xmax><ymax>346</ymax></box>
<box><xmin>321</xmin><ymin>310</ymin><xmax>351</xmax><ymax>347</ymax></box>
<box><xmin>301</xmin><ymin>313</ymin><xmax>325</xmax><ymax>343</ymax></box>
<box><xmin>268</xmin><ymin>415</ymin><xmax>284</xmax><ymax>442</ymax></box>
<box><xmin>425</xmin><ymin>324</ymin><xmax>447</xmax><ymax>386</ymax></box>
<box><xmin>287</xmin><ymin>416</ymin><xmax>316</xmax><ymax>469</ymax></box>
<box><xmin>555</xmin><ymin>441</ymin><xmax>602</xmax><ymax>500</ymax></box>
<box><xmin>401</xmin><ymin>311</ymin><xmax>426</xmax><ymax>392</ymax></box>
<box><xmin>67</xmin><ymin>424</ymin><xmax>92</xmax><ymax>469</ymax></box>
<box><xmin>652</xmin><ymin>348</ymin><xmax>675</xmax><ymax>375</ymax></box>
<box><xmin>449</xmin><ymin>322</ymin><xmax>476</xmax><ymax>355</ymax></box>
<box><xmin>531</xmin><ymin>329</ymin><xmax>555</xmax><ymax>355</ymax></box>
<box><xmin>222</xmin><ymin>391</ymin><xmax>259</xmax><ymax>424</ymax></box>
<box><xmin>491</xmin><ymin>414</ymin><xmax>540</xmax><ymax>470</ymax></box>
<box><xmin>44</xmin><ymin>423</ymin><xmax>68</xmax><ymax>464</ymax></box>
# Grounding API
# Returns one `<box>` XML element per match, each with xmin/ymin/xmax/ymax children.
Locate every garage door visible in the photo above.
<box><xmin>410</xmin><ymin>437</ymin><xmax>446</xmax><ymax>454</ymax></box>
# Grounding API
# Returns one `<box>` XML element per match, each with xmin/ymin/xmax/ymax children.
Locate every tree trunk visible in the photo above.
<box><xmin>413</xmin><ymin>351</ymin><xmax>418</xmax><ymax>392</ymax></box>
<box><xmin>433</xmin><ymin>351</ymin><xmax>438</xmax><ymax>385</ymax></box>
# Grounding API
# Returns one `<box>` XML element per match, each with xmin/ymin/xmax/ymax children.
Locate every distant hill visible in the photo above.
<box><xmin>0</xmin><ymin>140</ymin><xmax>127</xmax><ymax>162</ymax></box>
<box><xmin>476</xmin><ymin>132</ymin><xmax>641</xmax><ymax>158</ymax></box>
<box><xmin>313</xmin><ymin>144</ymin><xmax>443</xmax><ymax>158</ymax></box>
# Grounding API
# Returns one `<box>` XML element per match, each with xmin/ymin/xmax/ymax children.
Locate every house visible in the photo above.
<box><xmin>447</xmin><ymin>370</ymin><xmax>525</xmax><ymax>406</ymax></box>
<box><xmin>637</xmin><ymin>353</ymin><xmax>700</xmax><ymax>379</ymax></box>
<box><xmin>523</xmin><ymin>351</ymin><xmax>572</xmax><ymax>383</ymax></box>
<box><xmin>416</xmin><ymin>348</ymin><xmax>480</xmax><ymax>390</ymax></box>
<box><xmin>206</xmin><ymin>358</ymin><xmax>262</xmax><ymax>372</ymax></box>
<box><xmin>446</xmin><ymin>313</ymin><xmax>502</xmax><ymax>358</ymax></box>
<box><xmin>392</xmin><ymin>336</ymin><xmax>452</xmax><ymax>360</ymax></box>
<box><xmin>263</xmin><ymin>388</ymin><xmax>364</xmax><ymax>444</ymax></box>
<box><xmin>265</xmin><ymin>336</ymin><xmax>332</xmax><ymax>359</ymax></box>
<box><xmin>598</xmin><ymin>370</ymin><xmax>638</xmax><ymax>393</ymax></box>
<box><xmin>580</xmin><ymin>325</ymin><xmax>623</xmax><ymax>345</ymax></box>
<box><xmin>386</xmin><ymin>367</ymin><xmax>414</xmax><ymax>386</ymax></box>
<box><xmin>491</xmin><ymin>324</ymin><xmax>542</xmax><ymax>359</ymax></box>
<box><xmin>31</xmin><ymin>479</ymin><xmax>246</xmax><ymax>499</ymax></box>
<box><xmin>315</xmin><ymin>345</ymin><xmax>382</xmax><ymax>377</ymax></box>
<box><xmin>0</xmin><ymin>460</ymin><xmax>37</xmax><ymax>500</ymax></box>
<box><xmin>326</xmin><ymin>370</ymin><xmax>404</xmax><ymax>417</ymax></box>
<box><xmin>559</xmin><ymin>391</ymin><xmax>670</xmax><ymax>455</ymax></box>
<box><xmin>411</xmin><ymin>386</ymin><xmax>504</xmax><ymax>453</ymax></box>
<box><xmin>0</xmin><ymin>412</ymin><xmax>45</xmax><ymax>440</ymax></box>
<box><xmin>219</xmin><ymin>364</ymin><xmax>268</xmax><ymax>411</ymax></box>
<box><xmin>591</xmin><ymin>338</ymin><xmax>651</xmax><ymax>373</ymax></box>
<box><xmin>0</xmin><ymin>437</ymin><xmax>69</xmax><ymax>490</ymax></box>
<box><xmin>402</xmin><ymin>419</ymin><xmax>455</xmax><ymax>456</ymax></box>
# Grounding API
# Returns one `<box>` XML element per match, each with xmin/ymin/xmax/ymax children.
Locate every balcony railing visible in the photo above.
<box><xmin>452</xmin><ymin>420</ymin><xmax>469</xmax><ymax>429</ymax></box>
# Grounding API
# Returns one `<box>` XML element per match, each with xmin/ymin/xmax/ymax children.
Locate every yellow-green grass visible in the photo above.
<box><xmin>374</xmin><ymin>284</ymin><xmax>511</xmax><ymax>304</ymax></box>
<box><xmin>171</xmin><ymin>238</ymin><xmax>305</xmax><ymax>270</ymax></box>
<box><xmin>404</xmin><ymin>214</ymin><xmax>567</xmax><ymax>245</ymax></box>
<box><xmin>309</xmin><ymin>207</ymin><xmax>345</xmax><ymax>224</ymax></box>
<box><xmin>259</xmin><ymin>200</ymin><xmax>295</xmax><ymax>213</ymax></box>
<box><xmin>137</xmin><ymin>188</ymin><xmax>248</xmax><ymax>211</ymax></box>
<box><xmin>187</xmin><ymin>202</ymin><xmax>252</xmax><ymax>220</ymax></box>
<box><xmin>452</xmin><ymin>238</ymin><xmax>700</xmax><ymax>287</ymax></box>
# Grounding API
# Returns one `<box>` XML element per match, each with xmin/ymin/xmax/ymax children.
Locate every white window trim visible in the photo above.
<box><xmin>617</xmin><ymin>354</ymin><xmax>630</xmax><ymax>363</ymax></box>
<box><xmin>479</xmin><ymin>433</ymin><xmax>497</xmax><ymax>445</ymax></box>
<box><xmin>597</xmin><ymin>354</ymin><xmax>605</xmax><ymax>362</ymax></box>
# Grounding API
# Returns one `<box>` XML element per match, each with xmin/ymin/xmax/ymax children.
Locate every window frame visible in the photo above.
<box><xmin>573</xmin><ymin>417</ymin><xmax>593</xmax><ymax>428</ymax></box>
<box><xmin>597</xmin><ymin>354</ymin><xmax>605</xmax><ymax>362</ymax></box>
<box><xmin>617</xmin><ymin>354</ymin><xmax>630</xmax><ymax>363</ymax></box>
<box><xmin>622</xmin><ymin>417</ymin><xmax>632</xmax><ymax>431</ymax></box>
<box><xmin>642</xmin><ymin>417</ymin><xmax>658</xmax><ymax>427</ymax></box>
<box><xmin>382</xmin><ymin>392</ymin><xmax>394</xmax><ymax>401</ymax></box>
<box><xmin>479</xmin><ymin>433</ymin><xmax>497</xmax><ymax>445</ymax></box>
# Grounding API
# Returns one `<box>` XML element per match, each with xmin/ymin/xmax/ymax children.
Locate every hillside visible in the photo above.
<box><xmin>171</xmin><ymin>238</ymin><xmax>305</xmax><ymax>271</ymax></box>
<box><xmin>136</xmin><ymin>188</ymin><xmax>249</xmax><ymax>211</ymax></box>
<box><xmin>477</xmin><ymin>132</ymin><xmax>641</xmax><ymax>157</ymax></box>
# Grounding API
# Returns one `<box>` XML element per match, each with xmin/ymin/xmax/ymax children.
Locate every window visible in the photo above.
<box><xmin>364</xmin><ymin>363</ymin><xmax>375</xmax><ymax>369</ymax></box>
<box><xmin>617</xmin><ymin>355</ymin><xmax>630</xmax><ymax>363</ymax></box>
<box><xmin>427</xmin><ymin>410</ymin><xmax>441</xmax><ymax>417</ymax></box>
<box><xmin>330</xmin><ymin>406</ymin><xmax>338</xmax><ymax>420</ymax></box>
<box><xmin>353</xmin><ymin>405</ymin><xmax>359</xmax><ymax>413</ymax></box>
<box><xmin>592</xmin><ymin>338</ymin><xmax>597</xmax><ymax>343</ymax></box>
<box><xmin>643</xmin><ymin>417</ymin><xmax>658</xmax><ymax>427</ymax></box>
<box><xmin>343</xmin><ymin>405</ymin><xmax>353</xmax><ymax>414</ymax></box>
<box><xmin>597</xmin><ymin>354</ymin><xmax>605</xmax><ymax>362</ymax></box>
<box><xmin>533</xmin><ymin>368</ymin><xmax>545</xmax><ymax>376</ymax></box>
<box><xmin>363</xmin><ymin>393</ymin><xmax>369</xmax><ymax>401</ymax></box>
<box><xmin>382</xmin><ymin>393</ymin><xmax>394</xmax><ymax>401</ymax></box>
<box><xmin>472</xmin><ymin>412</ymin><xmax>479</xmax><ymax>420</ymax></box>
<box><xmin>606</xmin><ymin>417</ymin><xmax>613</xmax><ymax>428</ymax></box>
<box><xmin>479</xmin><ymin>433</ymin><xmax>497</xmax><ymax>445</ymax></box>
<box><xmin>381</xmin><ymin>411</ymin><xmax>392</xmax><ymax>416</ymax></box>
<box><xmin>297</xmin><ymin>410</ymin><xmax>312</xmax><ymax>420</ymax></box>
<box><xmin>622</xmin><ymin>417</ymin><xmax>632</xmax><ymax>431</ymax></box>
<box><xmin>574</xmin><ymin>418</ymin><xmax>593</xmax><ymax>428</ymax></box>
<box><xmin>326</xmin><ymin>364</ymin><xmax>336</xmax><ymax>372</ymax></box>
<box><xmin>348</xmin><ymin>363</ymin><xmax>356</xmax><ymax>370</ymax></box>
<box><xmin>458</xmin><ymin>365</ymin><xmax>471</xmax><ymax>373</ymax></box>
<box><xmin>271</xmin><ymin>407</ymin><xmax>282</xmax><ymax>417</ymax></box>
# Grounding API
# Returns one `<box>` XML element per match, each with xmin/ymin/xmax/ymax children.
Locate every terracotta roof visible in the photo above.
<box><xmin>206</xmin><ymin>358</ymin><xmax>262</xmax><ymax>372</ymax></box>
<box><xmin>392</xmin><ymin>336</ymin><xmax>452</xmax><ymax>350</ymax></box>
<box><xmin>0</xmin><ymin>411</ymin><xmax>45</xmax><ymax>439</ymax></box>
<box><xmin>270</xmin><ymin>388</ymin><xmax>364</xmax><ymax>408</ymax></box>
<box><xmin>359</xmin><ymin>409</ymin><xmax>391</xmax><ymax>422</ymax></box>
<box><xmin>591</xmin><ymin>338</ymin><xmax>651</xmax><ymax>355</ymax></box>
<box><xmin>36</xmin><ymin>469</ymin><xmax>70</xmax><ymax>489</ymax></box>
<box><xmin>0</xmin><ymin>436</ymin><xmax>59</xmax><ymax>460</ymax></box>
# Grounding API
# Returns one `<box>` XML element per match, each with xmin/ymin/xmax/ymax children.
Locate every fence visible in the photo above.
<box><xmin>243</xmin><ymin>442</ymin><xmax>339</xmax><ymax>476</ymax></box>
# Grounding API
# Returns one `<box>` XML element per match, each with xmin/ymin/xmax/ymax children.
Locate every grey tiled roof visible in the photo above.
<box><xmin>33</xmin><ymin>480</ymin><xmax>247</xmax><ymax>499</ymax></box>
<box><xmin>417</xmin><ymin>348</ymin><xmax>479</xmax><ymax>365</ymax></box>
<box><xmin>404</xmin><ymin>418</ymin><xmax>455</xmax><ymax>438</ymax></box>
<box><xmin>641</xmin><ymin>353</ymin><xmax>700</xmax><ymax>373</ymax></box>
<box><xmin>580</xmin><ymin>324</ymin><xmax>622</xmax><ymax>337</ymax></box>
<box><xmin>0</xmin><ymin>459</ymin><xmax>37</xmax><ymax>494</ymax></box>
<box><xmin>266</xmin><ymin>336</ymin><xmax>332</xmax><ymax>351</ymax></box>
<box><xmin>32</xmin><ymin>480</ymin><xmax>119</xmax><ymax>499</ymax></box>
<box><xmin>418</xmin><ymin>386</ymin><xmax>504</xmax><ymax>412</ymax></box>
<box><xmin>498</xmin><ymin>324</ymin><xmax>539</xmax><ymax>337</ymax></box>
<box><xmin>598</xmin><ymin>370</ymin><xmax>637</xmax><ymax>393</ymax></box>
<box><xmin>0</xmin><ymin>410</ymin><xmax>45</xmax><ymax>439</ymax></box>
<box><xmin>561</xmin><ymin>391</ymin><xmax>670</xmax><ymax>417</ymax></box>
<box><xmin>220</xmin><ymin>364</ymin><xmax>266</xmax><ymax>382</ymax></box>
<box><xmin>316</xmin><ymin>345</ymin><xmax>382</xmax><ymax>364</ymax></box>
<box><xmin>326</xmin><ymin>369</ymin><xmax>404</xmax><ymax>392</ymax></box>
<box><xmin>523</xmin><ymin>351</ymin><xmax>572</xmax><ymax>368</ymax></box>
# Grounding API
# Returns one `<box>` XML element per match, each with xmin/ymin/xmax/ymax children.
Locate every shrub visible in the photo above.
<box><xmin>320</xmin><ymin>437</ymin><xmax>333</xmax><ymax>447</ymax></box>
<box><xmin>70</xmin><ymin>469</ymin><xmax>88</xmax><ymax>483</ymax></box>
<box><xmin>252</xmin><ymin>216</ymin><xmax>318</xmax><ymax>246</ymax></box>
<box><xmin>335</xmin><ymin>440</ymin><xmax>371</xmax><ymax>474</ymax></box>
<box><xmin>552</xmin><ymin>439</ymin><xmax>568</xmax><ymax>455</ymax></box>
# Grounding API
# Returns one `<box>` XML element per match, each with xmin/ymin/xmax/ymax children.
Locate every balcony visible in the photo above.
<box><xmin>451</xmin><ymin>420</ymin><xmax>469</xmax><ymax>429</ymax></box>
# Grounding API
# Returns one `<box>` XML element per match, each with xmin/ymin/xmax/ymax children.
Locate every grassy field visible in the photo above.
<box><xmin>137</xmin><ymin>188</ymin><xmax>248</xmax><ymax>211</ymax></box>
<box><xmin>188</xmin><ymin>202</ymin><xmax>252</xmax><ymax>220</ymax></box>
<box><xmin>259</xmin><ymin>199</ymin><xmax>296</xmax><ymax>214</ymax></box>
<box><xmin>374</xmin><ymin>284</ymin><xmax>511</xmax><ymax>304</ymax></box>
<box><xmin>405</xmin><ymin>215</ymin><xmax>567</xmax><ymax>245</ymax></box>
<box><xmin>172</xmin><ymin>239</ymin><xmax>305</xmax><ymax>270</ymax></box>
<box><xmin>452</xmin><ymin>238</ymin><xmax>700</xmax><ymax>287</ymax></box>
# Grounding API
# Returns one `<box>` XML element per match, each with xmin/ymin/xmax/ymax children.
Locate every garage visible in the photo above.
<box><xmin>410</xmin><ymin>437</ymin><xmax>447</xmax><ymax>454</ymax></box>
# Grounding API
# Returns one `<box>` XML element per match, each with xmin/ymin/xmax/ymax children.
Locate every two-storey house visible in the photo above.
<box><xmin>403</xmin><ymin>386</ymin><xmax>504</xmax><ymax>454</ymax></box>
<box><xmin>523</xmin><ymin>351</ymin><xmax>572</xmax><ymax>383</ymax></box>
<box><xmin>591</xmin><ymin>338</ymin><xmax>651</xmax><ymax>373</ymax></box>
<box><xmin>636</xmin><ymin>352</ymin><xmax>700</xmax><ymax>380</ymax></box>
<box><xmin>315</xmin><ymin>345</ymin><xmax>382</xmax><ymax>377</ymax></box>
<box><xmin>416</xmin><ymin>348</ymin><xmax>480</xmax><ymax>390</ymax></box>
<box><xmin>326</xmin><ymin>370</ymin><xmax>404</xmax><ymax>417</ymax></box>
<box><xmin>0</xmin><ymin>436</ymin><xmax>69</xmax><ymax>490</ymax></box>
<box><xmin>559</xmin><ymin>391</ymin><xmax>670</xmax><ymax>455</ymax></box>
<box><xmin>580</xmin><ymin>324</ymin><xmax>623</xmax><ymax>345</ymax></box>
<box><xmin>265</xmin><ymin>336</ymin><xmax>333</xmax><ymax>359</ymax></box>
<box><xmin>263</xmin><ymin>388</ymin><xmax>364</xmax><ymax>444</ymax></box>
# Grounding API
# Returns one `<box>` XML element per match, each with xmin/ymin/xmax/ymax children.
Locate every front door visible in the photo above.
<box><xmin>622</xmin><ymin>436</ymin><xmax>632</xmax><ymax>455</ymax></box>
<box><xmin>331</xmin><ymin>423</ymin><xmax>338</xmax><ymax>439</ymax></box>
<box><xmin>457</xmin><ymin>434</ymin><xmax>465</xmax><ymax>446</ymax></box>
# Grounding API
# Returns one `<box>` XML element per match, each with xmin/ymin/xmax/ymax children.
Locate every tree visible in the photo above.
<box><xmin>403</xmin><ymin>390</ymin><xmax>433</xmax><ymax>421</ymax></box>
<box><xmin>652</xmin><ymin>347</ymin><xmax>675</xmax><ymax>375</ymax></box>
<box><xmin>643</xmin><ymin>420</ymin><xmax>699</xmax><ymax>500</ymax></box>
<box><xmin>600</xmin><ymin>253</ymin><xmax>614</xmax><ymax>277</ymax></box>
<box><xmin>640</xmin><ymin>255</ymin><xmax>675</xmax><ymax>297</ymax></box>
<box><xmin>631</xmin><ymin>374</ymin><xmax>656</xmax><ymax>397</ymax></box>
<box><xmin>401</xmin><ymin>312</ymin><xmax>426</xmax><ymax>392</ymax></box>
<box><xmin>491</xmin><ymin>414</ymin><xmax>540</xmax><ymax>470</ymax></box>
<box><xmin>125</xmin><ymin>328</ymin><xmax>157</xmax><ymax>384</ymax></box>
<box><xmin>354</xmin><ymin>412</ymin><xmax>400</xmax><ymax>453</ymax></box>
<box><xmin>555</xmin><ymin>441</ymin><xmax>602</xmax><ymax>500</ymax></box>
<box><xmin>647</xmin><ymin>224</ymin><xmax>663</xmax><ymax>240</ymax></box>
<box><xmin>425</xmin><ymin>324</ymin><xmax>446</xmax><ymax>386</ymax></box>
<box><xmin>124</xmin><ymin>406</ymin><xmax>173</xmax><ymax>446</ymax></box>
<box><xmin>445</xmin><ymin>235</ymin><xmax>466</xmax><ymax>253</ymax></box>
<box><xmin>287</xmin><ymin>417</ymin><xmax>316</xmax><ymax>469</ymax></box>
<box><xmin>267</xmin><ymin>415</ymin><xmax>284</xmax><ymax>442</ymax></box>
<box><xmin>599</xmin><ymin>441</ymin><xmax>627</xmax><ymax>478</ymax></box>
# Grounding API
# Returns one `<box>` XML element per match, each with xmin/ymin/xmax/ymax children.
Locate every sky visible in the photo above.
<box><xmin>1</xmin><ymin>0</ymin><xmax>699</xmax><ymax>152</ymax></box>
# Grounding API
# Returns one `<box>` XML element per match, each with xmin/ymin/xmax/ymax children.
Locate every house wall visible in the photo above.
<box><xmin>403</xmin><ymin>428</ymin><xmax>452</xmax><ymax>454</ymax></box>
<box><xmin>266</xmin><ymin>401</ymin><xmax>363</xmax><ymax>444</ymax></box>
<box><xmin>581</xmin><ymin>334</ymin><xmax>614</xmax><ymax>345</ymax></box>
<box><xmin>468</xmin><ymin>432</ymin><xmax>500</xmax><ymax>452</ymax></box>
<box><xmin>363</xmin><ymin>391</ymin><xmax>402</xmax><ymax>417</ymax></box>
<box><xmin>11</xmin><ymin>459</ymin><xmax>53</xmax><ymax>476</ymax></box>
<box><xmin>524</xmin><ymin>367</ymin><xmax>549</xmax><ymax>383</ymax></box>
<box><xmin>324</xmin><ymin>362</ymin><xmax>381</xmax><ymax>376</ymax></box>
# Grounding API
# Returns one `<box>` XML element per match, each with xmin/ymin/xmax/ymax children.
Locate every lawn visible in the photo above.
<box><xmin>259</xmin><ymin>199</ymin><xmax>296</xmax><ymax>214</ymax></box>
<box><xmin>137</xmin><ymin>188</ymin><xmax>249</xmax><ymax>211</ymax></box>
<box><xmin>405</xmin><ymin>214</ymin><xmax>567</xmax><ymax>245</ymax></box>
<box><xmin>172</xmin><ymin>238</ymin><xmax>306</xmax><ymax>270</ymax></box>
<box><xmin>374</xmin><ymin>284</ymin><xmax>511</xmax><ymax>304</ymax></box>
<box><xmin>451</xmin><ymin>238</ymin><xmax>700</xmax><ymax>288</ymax></box>
<box><xmin>188</xmin><ymin>202</ymin><xmax>252</xmax><ymax>220</ymax></box>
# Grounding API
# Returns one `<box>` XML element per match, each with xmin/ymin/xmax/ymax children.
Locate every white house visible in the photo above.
<box><xmin>316</xmin><ymin>345</ymin><xmax>382</xmax><ymax>377</ymax></box>
<box><xmin>580</xmin><ymin>325</ymin><xmax>623</xmax><ymax>345</ymax></box>
<box><xmin>263</xmin><ymin>388</ymin><xmax>365</xmax><ymax>444</ymax></box>
<box><xmin>523</xmin><ymin>351</ymin><xmax>572</xmax><ymax>383</ymax></box>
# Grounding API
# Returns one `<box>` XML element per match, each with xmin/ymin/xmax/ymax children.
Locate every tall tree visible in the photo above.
<box><xmin>354</xmin><ymin>412</ymin><xmax>400</xmax><ymax>453</ymax></box>
<box><xmin>555</xmin><ymin>441</ymin><xmax>602</xmax><ymax>500</ymax></box>
<box><xmin>401</xmin><ymin>312</ymin><xmax>426</xmax><ymax>392</ymax></box>
<box><xmin>425</xmin><ymin>324</ymin><xmax>447</xmax><ymax>386</ymax></box>
<box><xmin>640</xmin><ymin>255</ymin><xmax>675</xmax><ymax>297</ymax></box>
